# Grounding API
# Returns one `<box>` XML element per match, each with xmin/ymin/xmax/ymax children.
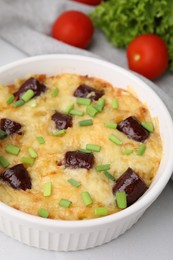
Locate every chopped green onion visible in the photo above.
<box><xmin>0</xmin><ymin>156</ymin><xmax>10</xmax><ymax>168</ymax></box>
<box><xmin>141</xmin><ymin>121</ymin><xmax>154</xmax><ymax>132</ymax></box>
<box><xmin>36</xmin><ymin>136</ymin><xmax>45</xmax><ymax>144</ymax></box>
<box><xmin>104</xmin><ymin>171</ymin><xmax>115</xmax><ymax>181</ymax></box>
<box><xmin>38</xmin><ymin>208</ymin><xmax>49</xmax><ymax>218</ymax></box>
<box><xmin>29</xmin><ymin>99</ymin><xmax>37</xmax><ymax>107</ymax></box>
<box><xmin>116</xmin><ymin>191</ymin><xmax>127</xmax><ymax>209</ymax></box>
<box><xmin>70</xmin><ymin>109</ymin><xmax>84</xmax><ymax>116</ymax></box>
<box><xmin>95</xmin><ymin>164</ymin><xmax>110</xmax><ymax>172</ymax></box>
<box><xmin>22</xmin><ymin>89</ymin><xmax>35</xmax><ymax>102</ymax></box>
<box><xmin>109</xmin><ymin>134</ymin><xmax>122</xmax><ymax>145</ymax></box>
<box><xmin>6</xmin><ymin>95</ymin><xmax>15</xmax><ymax>105</ymax></box>
<box><xmin>0</xmin><ymin>129</ymin><xmax>7</xmax><ymax>139</ymax></box>
<box><xmin>78</xmin><ymin>148</ymin><xmax>92</xmax><ymax>154</ymax></box>
<box><xmin>59</xmin><ymin>199</ymin><xmax>72</xmax><ymax>208</ymax></box>
<box><xmin>81</xmin><ymin>191</ymin><xmax>93</xmax><ymax>206</ymax></box>
<box><xmin>52</xmin><ymin>129</ymin><xmax>66</xmax><ymax>136</ymax></box>
<box><xmin>21</xmin><ymin>157</ymin><xmax>35</xmax><ymax>166</ymax></box>
<box><xmin>68</xmin><ymin>178</ymin><xmax>81</xmax><ymax>187</ymax></box>
<box><xmin>76</xmin><ymin>97</ymin><xmax>91</xmax><ymax>106</ymax></box>
<box><xmin>86</xmin><ymin>144</ymin><xmax>101</xmax><ymax>152</ymax></box>
<box><xmin>95</xmin><ymin>207</ymin><xmax>108</xmax><ymax>216</ymax></box>
<box><xmin>5</xmin><ymin>144</ymin><xmax>20</xmax><ymax>155</ymax></box>
<box><xmin>112</xmin><ymin>98</ymin><xmax>119</xmax><ymax>109</ymax></box>
<box><xmin>136</xmin><ymin>143</ymin><xmax>146</xmax><ymax>155</ymax></box>
<box><xmin>122</xmin><ymin>149</ymin><xmax>133</xmax><ymax>155</ymax></box>
<box><xmin>86</xmin><ymin>105</ymin><xmax>98</xmax><ymax>117</ymax></box>
<box><xmin>79</xmin><ymin>119</ymin><xmax>93</xmax><ymax>127</ymax></box>
<box><xmin>97</xmin><ymin>98</ymin><xmax>105</xmax><ymax>111</ymax></box>
<box><xmin>43</xmin><ymin>182</ymin><xmax>52</xmax><ymax>197</ymax></box>
<box><xmin>51</xmin><ymin>88</ymin><xmax>59</xmax><ymax>97</ymax></box>
<box><xmin>13</xmin><ymin>99</ymin><xmax>25</xmax><ymax>107</ymax></box>
<box><xmin>28</xmin><ymin>147</ymin><xmax>38</xmax><ymax>158</ymax></box>
<box><xmin>104</xmin><ymin>122</ymin><xmax>117</xmax><ymax>129</ymax></box>
<box><xmin>64</xmin><ymin>103</ymin><xmax>74</xmax><ymax>114</ymax></box>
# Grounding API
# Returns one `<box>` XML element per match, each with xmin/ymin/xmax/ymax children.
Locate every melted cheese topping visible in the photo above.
<box><xmin>0</xmin><ymin>74</ymin><xmax>162</xmax><ymax>220</ymax></box>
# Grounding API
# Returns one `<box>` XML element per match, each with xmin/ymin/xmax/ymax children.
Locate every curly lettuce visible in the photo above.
<box><xmin>90</xmin><ymin>0</ymin><xmax>173</xmax><ymax>71</ymax></box>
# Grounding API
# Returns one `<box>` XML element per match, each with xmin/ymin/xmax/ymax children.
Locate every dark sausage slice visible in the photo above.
<box><xmin>14</xmin><ymin>77</ymin><xmax>47</xmax><ymax>100</ymax></box>
<box><xmin>51</xmin><ymin>112</ymin><xmax>72</xmax><ymax>130</ymax></box>
<box><xmin>64</xmin><ymin>151</ymin><xmax>94</xmax><ymax>170</ymax></box>
<box><xmin>0</xmin><ymin>118</ymin><xmax>22</xmax><ymax>135</ymax></box>
<box><xmin>73</xmin><ymin>84</ymin><xmax>104</xmax><ymax>101</ymax></box>
<box><xmin>117</xmin><ymin>116</ymin><xmax>150</xmax><ymax>142</ymax></box>
<box><xmin>113</xmin><ymin>167</ymin><xmax>148</xmax><ymax>206</ymax></box>
<box><xmin>0</xmin><ymin>164</ymin><xmax>32</xmax><ymax>190</ymax></box>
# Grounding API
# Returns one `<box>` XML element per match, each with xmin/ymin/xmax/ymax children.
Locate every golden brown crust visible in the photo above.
<box><xmin>0</xmin><ymin>73</ymin><xmax>162</xmax><ymax>220</ymax></box>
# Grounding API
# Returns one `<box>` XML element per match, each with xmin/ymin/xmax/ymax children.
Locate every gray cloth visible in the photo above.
<box><xmin>0</xmin><ymin>0</ymin><xmax>172</xmax><ymax>117</ymax></box>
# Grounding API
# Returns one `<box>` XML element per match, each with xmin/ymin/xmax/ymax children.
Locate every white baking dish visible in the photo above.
<box><xmin>0</xmin><ymin>54</ymin><xmax>173</xmax><ymax>251</ymax></box>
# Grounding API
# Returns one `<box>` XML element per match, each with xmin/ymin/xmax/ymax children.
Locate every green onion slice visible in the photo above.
<box><xmin>64</xmin><ymin>103</ymin><xmax>74</xmax><ymax>114</ymax></box>
<box><xmin>21</xmin><ymin>157</ymin><xmax>35</xmax><ymax>166</ymax></box>
<box><xmin>70</xmin><ymin>109</ymin><xmax>84</xmax><ymax>116</ymax></box>
<box><xmin>0</xmin><ymin>156</ymin><xmax>10</xmax><ymax>168</ymax></box>
<box><xmin>86</xmin><ymin>144</ymin><xmax>101</xmax><ymax>152</ymax></box>
<box><xmin>95</xmin><ymin>207</ymin><xmax>108</xmax><ymax>216</ymax></box>
<box><xmin>136</xmin><ymin>143</ymin><xmax>146</xmax><ymax>155</ymax></box>
<box><xmin>79</xmin><ymin>119</ymin><xmax>93</xmax><ymax>127</ymax></box>
<box><xmin>104</xmin><ymin>171</ymin><xmax>115</xmax><ymax>181</ymax></box>
<box><xmin>6</xmin><ymin>95</ymin><xmax>15</xmax><ymax>105</ymax></box>
<box><xmin>13</xmin><ymin>99</ymin><xmax>25</xmax><ymax>107</ymax></box>
<box><xmin>5</xmin><ymin>144</ymin><xmax>20</xmax><ymax>155</ymax></box>
<box><xmin>51</xmin><ymin>88</ymin><xmax>59</xmax><ymax>97</ymax></box>
<box><xmin>36</xmin><ymin>136</ymin><xmax>45</xmax><ymax>144</ymax></box>
<box><xmin>116</xmin><ymin>191</ymin><xmax>127</xmax><ymax>209</ymax></box>
<box><xmin>38</xmin><ymin>208</ymin><xmax>49</xmax><ymax>218</ymax></box>
<box><xmin>109</xmin><ymin>134</ymin><xmax>122</xmax><ymax>145</ymax></box>
<box><xmin>59</xmin><ymin>199</ymin><xmax>72</xmax><ymax>208</ymax></box>
<box><xmin>112</xmin><ymin>98</ymin><xmax>119</xmax><ymax>109</ymax></box>
<box><xmin>68</xmin><ymin>178</ymin><xmax>81</xmax><ymax>187</ymax></box>
<box><xmin>43</xmin><ymin>182</ymin><xmax>52</xmax><ymax>197</ymax></box>
<box><xmin>0</xmin><ymin>129</ymin><xmax>7</xmax><ymax>139</ymax></box>
<box><xmin>86</xmin><ymin>105</ymin><xmax>98</xmax><ymax>117</ymax></box>
<box><xmin>93</xmin><ymin>98</ymin><xmax>106</xmax><ymax>112</ymax></box>
<box><xmin>104</xmin><ymin>122</ymin><xmax>117</xmax><ymax>129</ymax></box>
<box><xmin>76</xmin><ymin>97</ymin><xmax>91</xmax><ymax>106</ymax></box>
<box><xmin>28</xmin><ymin>147</ymin><xmax>38</xmax><ymax>158</ymax></box>
<box><xmin>121</xmin><ymin>149</ymin><xmax>133</xmax><ymax>155</ymax></box>
<box><xmin>78</xmin><ymin>148</ymin><xmax>92</xmax><ymax>154</ymax></box>
<box><xmin>95</xmin><ymin>164</ymin><xmax>110</xmax><ymax>172</ymax></box>
<box><xmin>53</xmin><ymin>129</ymin><xmax>66</xmax><ymax>136</ymax></box>
<box><xmin>22</xmin><ymin>89</ymin><xmax>35</xmax><ymax>102</ymax></box>
<box><xmin>81</xmin><ymin>191</ymin><xmax>93</xmax><ymax>206</ymax></box>
<box><xmin>141</xmin><ymin>121</ymin><xmax>154</xmax><ymax>132</ymax></box>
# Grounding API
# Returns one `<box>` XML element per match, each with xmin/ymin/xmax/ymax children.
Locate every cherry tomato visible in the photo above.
<box><xmin>51</xmin><ymin>10</ymin><xmax>94</xmax><ymax>49</ymax></box>
<box><xmin>126</xmin><ymin>34</ymin><xmax>169</xmax><ymax>80</ymax></box>
<box><xmin>72</xmin><ymin>0</ymin><xmax>102</xmax><ymax>5</ymax></box>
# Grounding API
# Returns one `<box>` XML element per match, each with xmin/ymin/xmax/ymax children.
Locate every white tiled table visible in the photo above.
<box><xmin>0</xmin><ymin>38</ymin><xmax>173</xmax><ymax>260</ymax></box>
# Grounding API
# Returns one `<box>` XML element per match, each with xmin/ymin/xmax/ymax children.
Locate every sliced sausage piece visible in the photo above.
<box><xmin>74</xmin><ymin>84</ymin><xmax>104</xmax><ymax>101</ymax></box>
<box><xmin>113</xmin><ymin>167</ymin><xmax>148</xmax><ymax>206</ymax></box>
<box><xmin>14</xmin><ymin>77</ymin><xmax>47</xmax><ymax>100</ymax></box>
<box><xmin>64</xmin><ymin>150</ymin><xmax>94</xmax><ymax>169</ymax></box>
<box><xmin>0</xmin><ymin>118</ymin><xmax>22</xmax><ymax>135</ymax></box>
<box><xmin>117</xmin><ymin>116</ymin><xmax>150</xmax><ymax>142</ymax></box>
<box><xmin>0</xmin><ymin>164</ymin><xmax>32</xmax><ymax>190</ymax></box>
<box><xmin>51</xmin><ymin>112</ymin><xmax>72</xmax><ymax>130</ymax></box>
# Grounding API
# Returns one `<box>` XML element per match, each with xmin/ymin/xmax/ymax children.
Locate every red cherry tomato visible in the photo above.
<box><xmin>126</xmin><ymin>34</ymin><xmax>169</xmax><ymax>80</ymax></box>
<box><xmin>51</xmin><ymin>10</ymin><xmax>94</xmax><ymax>49</ymax></box>
<box><xmin>72</xmin><ymin>0</ymin><xmax>102</xmax><ymax>5</ymax></box>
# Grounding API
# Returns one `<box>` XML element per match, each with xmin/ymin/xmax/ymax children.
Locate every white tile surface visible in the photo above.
<box><xmin>0</xmin><ymin>38</ymin><xmax>173</xmax><ymax>260</ymax></box>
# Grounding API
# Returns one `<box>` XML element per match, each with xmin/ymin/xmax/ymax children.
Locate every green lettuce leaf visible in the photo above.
<box><xmin>90</xmin><ymin>0</ymin><xmax>173</xmax><ymax>71</ymax></box>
